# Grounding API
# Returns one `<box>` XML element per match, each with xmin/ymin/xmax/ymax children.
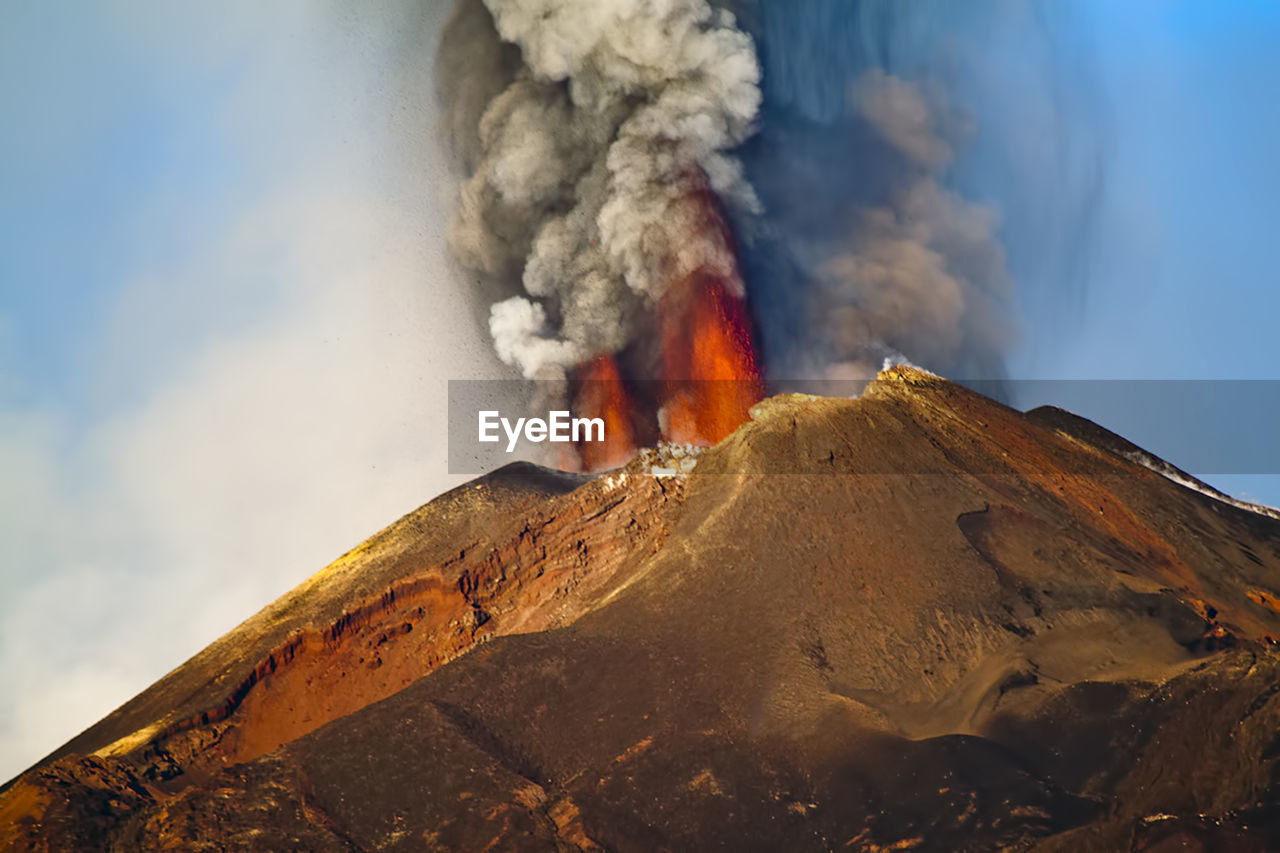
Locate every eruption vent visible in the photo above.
<box><xmin>436</xmin><ymin>0</ymin><xmax>1074</xmax><ymax>468</ymax></box>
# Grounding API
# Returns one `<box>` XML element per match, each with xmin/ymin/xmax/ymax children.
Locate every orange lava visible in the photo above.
<box><xmin>659</xmin><ymin>272</ymin><xmax>763</xmax><ymax>446</ymax></box>
<box><xmin>574</xmin><ymin>355</ymin><xmax>639</xmax><ymax>470</ymax></box>
<box><xmin>570</xmin><ymin>175</ymin><xmax>763</xmax><ymax>468</ymax></box>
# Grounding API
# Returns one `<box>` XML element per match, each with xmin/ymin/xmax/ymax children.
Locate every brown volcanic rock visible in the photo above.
<box><xmin>6</xmin><ymin>367</ymin><xmax>1280</xmax><ymax>851</ymax></box>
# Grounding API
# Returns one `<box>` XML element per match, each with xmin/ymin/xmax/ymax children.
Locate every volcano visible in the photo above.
<box><xmin>6</xmin><ymin>367</ymin><xmax>1280</xmax><ymax>851</ymax></box>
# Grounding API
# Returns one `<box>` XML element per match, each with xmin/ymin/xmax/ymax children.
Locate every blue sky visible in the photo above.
<box><xmin>1023</xmin><ymin>0</ymin><xmax>1280</xmax><ymax>380</ymax></box>
<box><xmin>2</xmin><ymin>1</ymin><xmax>1279</xmax><ymax>781</ymax></box>
<box><xmin>3</xmin><ymin>5</ymin><xmax>243</xmax><ymax>408</ymax></box>
<box><xmin>1003</xmin><ymin>0</ymin><xmax>1280</xmax><ymax>504</ymax></box>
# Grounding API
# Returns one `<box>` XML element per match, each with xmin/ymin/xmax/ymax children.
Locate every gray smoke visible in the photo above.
<box><xmin>436</xmin><ymin>0</ymin><xmax>1085</xmax><ymax>389</ymax></box>
<box><xmin>438</xmin><ymin>0</ymin><xmax>762</xmax><ymax>381</ymax></box>
<box><xmin>810</xmin><ymin>70</ymin><xmax>1014</xmax><ymax>379</ymax></box>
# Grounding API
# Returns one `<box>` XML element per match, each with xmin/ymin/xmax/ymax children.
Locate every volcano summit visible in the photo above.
<box><xmin>5</xmin><ymin>367</ymin><xmax>1280</xmax><ymax>851</ymax></box>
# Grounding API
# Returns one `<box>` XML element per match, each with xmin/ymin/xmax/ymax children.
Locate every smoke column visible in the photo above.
<box><xmin>438</xmin><ymin>0</ymin><xmax>761</xmax><ymax>382</ymax></box>
<box><xmin>732</xmin><ymin>0</ymin><xmax>1103</xmax><ymax>384</ymax></box>
<box><xmin>437</xmin><ymin>0</ymin><xmax>1103</xmax><ymax>458</ymax></box>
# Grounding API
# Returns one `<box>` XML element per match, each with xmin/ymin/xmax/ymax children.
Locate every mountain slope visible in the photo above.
<box><xmin>5</xmin><ymin>367</ymin><xmax>1280</xmax><ymax>851</ymax></box>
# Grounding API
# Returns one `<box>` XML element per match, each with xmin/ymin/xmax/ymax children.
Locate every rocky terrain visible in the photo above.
<box><xmin>5</xmin><ymin>366</ymin><xmax>1280</xmax><ymax>851</ymax></box>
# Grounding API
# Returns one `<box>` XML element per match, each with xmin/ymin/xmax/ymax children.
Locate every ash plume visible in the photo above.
<box><xmin>731</xmin><ymin>0</ymin><xmax>1103</xmax><ymax>384</ymax></box>
<box><xmin>802</xmin><ymin>69</ymin><xmax>1014</xmax><ymax>380</ymax></box>
<box><xmin>437</xmin><ymin>0</ymin><xmax>1102</xmax><ymax>392</ymax></box>
<box><xmin>438</xmin><ymin>0</ymin><xmax>762</xmax><ymax>381</ymax></box>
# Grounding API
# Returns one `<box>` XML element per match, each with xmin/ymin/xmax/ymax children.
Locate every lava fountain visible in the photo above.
<box><xmin>570</xmin><ymin>182</ymin><xmax>764</xmax><ymax>471</ymax></box>
<box><xmin>658</xmin><ymin>271</ymin><xmax>763</xmax><ymax>447</ymax></box>
<box><xmin>573</xmin><ymin>355</ymin><xmax>640</xmax><ymax>471</ymax></box>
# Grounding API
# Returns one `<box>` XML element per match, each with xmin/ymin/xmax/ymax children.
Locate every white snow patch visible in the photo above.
<box><xmin>1121</xmin><ymin>450</ymin><xmax>1280</xmax><ymax>521</ymax></box>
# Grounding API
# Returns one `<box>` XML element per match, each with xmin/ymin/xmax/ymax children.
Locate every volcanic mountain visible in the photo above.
<box><xmin>6</xmin><ymin>367</ymin><xmax>1280</xmax><ymax>851</ymax></box>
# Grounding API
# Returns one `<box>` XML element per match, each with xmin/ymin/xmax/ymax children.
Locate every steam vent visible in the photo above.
<box><xmin>7</xmin><ymin>367</ymin><xmax>1280</xmax><ymax>851</ymax></box>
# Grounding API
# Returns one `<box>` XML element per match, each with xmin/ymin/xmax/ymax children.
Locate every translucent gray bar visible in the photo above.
<box><xmin>447</xmin><ymin>379</ymin><xmax>1280</xmax><ymax>476</ymax></box>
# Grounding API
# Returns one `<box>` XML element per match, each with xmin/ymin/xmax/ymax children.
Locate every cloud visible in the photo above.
<box><xmin>0</xmin><ymin>2</ymin><xmax>499</xmax><ymax>781</ymax></box>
